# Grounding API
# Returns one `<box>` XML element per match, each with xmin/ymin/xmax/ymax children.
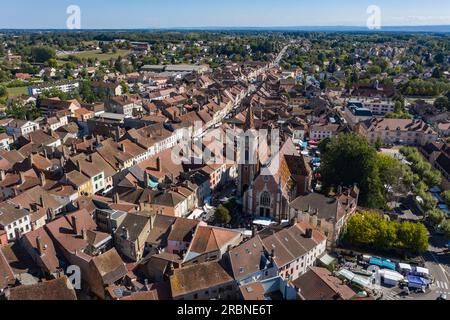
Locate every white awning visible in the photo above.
<box><xmin>415</xmin><ymin>267</ymin><xmax>429</xmax><ymax>275</ymax></box>
<box><xmin>379</xmin><ymin>269</ymin><xmax>404</xmax><ymax>281</ymax></box>
<box><xmin>398</xmin><ymin>263</ymin><xmax>412</xmax><ymax>271</ymax></box>
<box><xmin>253</xmin><ymin>217</ymin><xmax>275</xmax><ymax>227</ymax></box>
<box><xmin>187</xmin><ymin>208</ymin><xmax>205</xmax><ymax>220</ymax></box>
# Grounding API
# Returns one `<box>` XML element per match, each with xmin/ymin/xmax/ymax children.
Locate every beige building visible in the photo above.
<box><xmin>289</xmin><ymin>186</ymin><xmax>359</xmax><ymax>248</ymax></box>
<box><xmin>358</xmin><ymin>118</ymin><xmax>438</xmax><ymax>146</ymax></box>
<box><xmin>170</xmin><ymin>261</ymin><xmax>237</xmax><ymax>300</ymax></box>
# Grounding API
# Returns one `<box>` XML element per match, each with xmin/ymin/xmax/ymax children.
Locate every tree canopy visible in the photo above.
<box><xmin>320</xmin><ymin>133</ymin><xmax>385</xmax><ymax>208</ymax></box>
<box><xmin>30</xmin><ymin>46</ymin><xmax>56</xmax><ymax>63</ymax></box>
<box><xmin>344</xmin><ymin>211</ymin><xmax>429</xmax><ymax>253</ymax></box>
<box><xmin>214</xmin><ymin>205</ymin><xmax>232</xmax><ymax>225</ymax></box>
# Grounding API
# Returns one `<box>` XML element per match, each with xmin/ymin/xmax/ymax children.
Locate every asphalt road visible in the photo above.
<box><xmin>423</xmin><ymin>232</ymin><xmax>450</xmax><ymax>299</ymax></box>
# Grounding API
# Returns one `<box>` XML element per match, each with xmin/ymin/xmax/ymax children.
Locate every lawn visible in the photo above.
<box><xmin>58</xmin><ymin>49</ymin><xmax>133</xmax><ymax>63</ymax></box>
<box><xmin>6</xmin><ymin>86</ymin><xmax>28</xmax><ymax>97</ymax></box>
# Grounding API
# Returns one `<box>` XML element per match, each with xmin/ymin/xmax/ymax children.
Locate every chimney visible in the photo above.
<box><xmin>114</xmin><ymin>192</ymin><xmax>120</xmax><ymax>204</ymax></box>
<box><xmin>156</xmin><ymin>157</ymin><xmax>161</xmax><ymax>172</ymax></box>
<box><xmin>43</xmin><ymin>148</ymin><xmax>48</xmax><ymax>159</ymax></box>
<box><xmin>81</xmin><ymin>228</ymin><xmax>87</xmax><ymax>240</ymax></box>
<box><xmin>36</xmin><ymin>236</ymin><xmax>43</xmax><ymax>255</ymax></box>
<box><xmin>337</xmin><ymin>185</ymin><xmax>343</xmax><ymax>195</ymax></box>
<box><xmin>76</xmin><ymin>160</ymin><xmax>82</xmax><ymax>172</ymax></box>
<box><xmin>252</xmin><ymin>225</ymin><xmax>258</xmax><ymax>238</ymax></box>
<box><xmin>0</xmin><ymin>170</ymin><xmax>5</xmax><ymax>181</ymax></box>
<box><xmin>305</xmin><ymin>228</ymin><xmax>313</xmax><ymax>239</ymax></box>
<box><xmin>39</xmin><ymin>195</ymin><xmax>44</xmax><ymax>208</ymax></box>
<box><xmin>39</xmin><ymin>172</ymin><xmax>46</xmax><ymax>187</ymax></box>
<box><xmin>120</xmin><ymin>143</ymin><xmax>126</xmax><ymax>153</ymax></box>
<box><xmin>71</xmin><ymin>216</ymin><xmax>80</xmax><ymax>236</ymax></box>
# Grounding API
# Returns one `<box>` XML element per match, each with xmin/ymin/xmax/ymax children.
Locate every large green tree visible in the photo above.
<box><xmin>344</xmin><ymin>211</ymin><xmax>429</xmax><ymax>253</ymax></box>
<box><xmin>428</xmin><ymin>208</ymin><xmax>446</xmax><ymax>227</ymax></box>
<box><xmin>214</xmin><ymin>205</ymin><xmax>232</xmax><ymax>225</ymax></box>
<box><xmin>30</xmin><ymin>46</ymin><xmax>56</xmax><ymax>63</ymax></box>
<box><xmin>320</xmin><ymin>133</ymin><xmax>385</xmax><ymax>208</ymax></box>
<box><xmin>397</xmin><ymin>221</ymin><xmax>429</xmax><ymax>253</ymax></box>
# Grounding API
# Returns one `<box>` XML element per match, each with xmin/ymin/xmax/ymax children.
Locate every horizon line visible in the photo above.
<box><xmin>1</xmin><ymin>24</ymin><xmax>450</xmax><ymax>31</ymax></box>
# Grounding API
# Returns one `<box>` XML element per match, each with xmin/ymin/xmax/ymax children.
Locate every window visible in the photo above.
<box><xmin>260</xmin><ymin>192</ymin><xmax>271</xmax><ymax>207</ymax></box>
<box><xmin>193</xmin><ymin>294</ymin><xmax>198</xmax><ymax>299</ymax></box>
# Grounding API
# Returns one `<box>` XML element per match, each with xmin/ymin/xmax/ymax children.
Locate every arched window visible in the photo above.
<box><xmin>260</xmin><ymin>192</ymin><xmax>271</xmax><ymax>207</ymax></box>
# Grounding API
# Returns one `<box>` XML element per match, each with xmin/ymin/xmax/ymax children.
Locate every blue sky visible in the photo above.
<box><xmin>1</xmin><ymin>0</ymin><xmax>450</xmax><ymax>29</ymax></box>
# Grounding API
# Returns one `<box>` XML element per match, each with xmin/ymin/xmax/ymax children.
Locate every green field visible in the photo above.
<box><xmin>57</xmin><ymin>49</ymin><xmax>132</xmax><ymax>64</ymax></box>
<box><xmin>6</xmin><ymin>86</ymin><xmax>28</xmax><ymax>97</ymax></box>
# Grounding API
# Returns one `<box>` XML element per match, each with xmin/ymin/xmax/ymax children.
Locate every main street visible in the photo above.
<box><xmin>423</xmin><ymin>232</ymin><xmax>450</xmax><ymax>299</ymax></box>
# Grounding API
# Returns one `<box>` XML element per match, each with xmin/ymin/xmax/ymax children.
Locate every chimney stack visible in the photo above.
<box><xmin>81</xmin><ymin>228</ymin><xmax>87</xmax><ymax>240</ymax></box>
<box><xmin>0</xmin><ymin>170</ymin><xmax>5</xmax><ymax>181</ymax></box>
<box><xmin>36</xmin><ymin>236</ymin><xmax>43</xmax><ymax>255</ymax></box>
<box><xmin>252</xmin><ymin>225</ymin><xmax>258</xmax><ymax>238</ymax></box>
<box><xmin>114</xmin><ymin>192</ymin><xmax>120</xmax><ymax>204</ymax></box>
<box><xmin>305</xmin><ymin>228</ymin><xmax>313</xmax><ymax>239</ymax></box>
<box><xmin>72</xmin><ymin>216</ymin><xmax>80</xmax><ymax>236</ymax></box>
<box><xmin>156</xmin><ymin>157</ymin><xmax>161</xmax><ymax>172</ymax></box>
<box><xmin>39</xmin><ymin>172</ymin><xmax>46</xmax><ymax>187</ymax></box>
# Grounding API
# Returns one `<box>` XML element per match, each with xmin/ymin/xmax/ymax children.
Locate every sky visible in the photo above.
<box><xmin>1</xmin><ymin>0</ymin><xmax>450</xmax><ymax>29</ymax></box>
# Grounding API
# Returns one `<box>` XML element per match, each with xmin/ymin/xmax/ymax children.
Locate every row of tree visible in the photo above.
<box><xmin>399</xmin><ymin>147</ymin><xmax>442</xmax><ymax>212</ymax></box>
<box><xmin>343</xmin><ymin>211</ymin><xmax>429</xmax><ymax>253</ymax></box>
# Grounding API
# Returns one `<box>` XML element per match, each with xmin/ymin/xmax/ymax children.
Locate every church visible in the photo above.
<box><xmin>238</xmin><ymin>106</ymin><xmax>313</xmax><ymax>222</ymax></box>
